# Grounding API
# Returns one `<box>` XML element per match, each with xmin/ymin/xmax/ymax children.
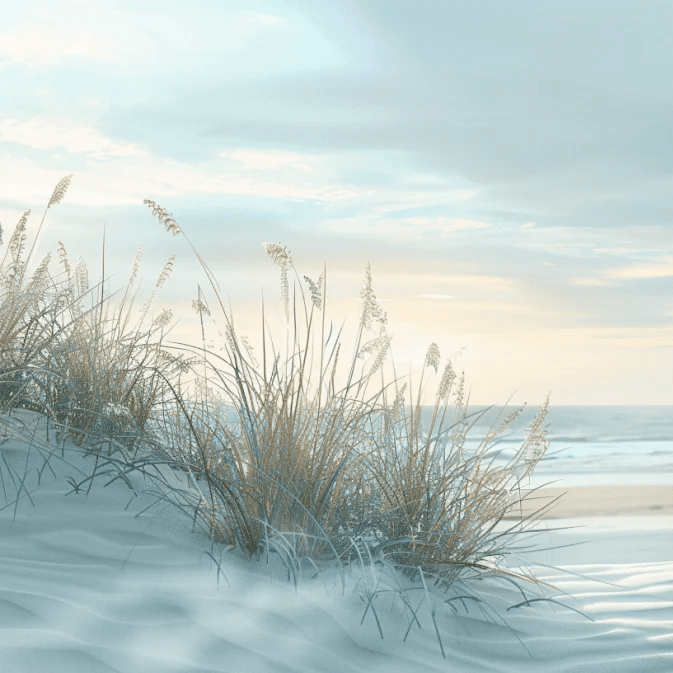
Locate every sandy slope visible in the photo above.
<box><xmin>1</xmin><ymin>416</ymin><xmax>672</xmax><ymax>672</ymax></box>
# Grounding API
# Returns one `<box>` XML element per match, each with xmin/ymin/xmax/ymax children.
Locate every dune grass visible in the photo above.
<box><xmin>0</xmin><ymin>178</ymin><xmax>577</xmax><ymax>657</ymax></box>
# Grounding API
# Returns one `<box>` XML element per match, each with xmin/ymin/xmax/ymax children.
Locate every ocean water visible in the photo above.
<box><xmin>415</xmin><ymin>405</ymin><xmax>673</xmax><ymax>488</ymax></box>
<box><xmin>218</xmin><ymin>403</ymin><xmax>672</xmax><ymax>489</ymax></box>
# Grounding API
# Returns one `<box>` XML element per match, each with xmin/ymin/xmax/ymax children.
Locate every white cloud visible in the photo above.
<box><xmin>223</xmin><ymin>149</ymin><xmax>313</xmax><ymax>173</ymax></box>
<box><xmin>593</xmin><ymin>246</ymin><xmax>665</xmax><ymax>257</ymax></box>
<box><xmin>606</xmin><ymin>257</ymin><xmax>673</xmax><ymax>279</ymax></box>
<box><xmin>0</xmin><ymin>152</ymin><xmax>362</xmax><ymax>209</ymax></box>
<box><xmin>361</xmin><ymin>272</ymin><xmax>514</xmax><ymax>297</ymax></box>
<box><xmin>0</xmin><ymin>26</ymin><xmax>113</xmax><ymax>66</ymax></box>
<box><xmin>571</xmin><ymin>277</ymin><xmax>617</xmax><ymax>286</ymax></box>
<box><xmin>570</xmin><ymin>256</ymin><xmax>673</xmax><ymax>285</ymax></box>
<box><xmin>0</xmin><ymin>119</ymin><xmax>147</xmax><ymax>158</ymax></box>
<box><xmin>404</xmin><ymin>216</ymin><xmax>491</xmax><ymax>233</ymax></box>
<box><xmin>323</xmin><ymin>214</ymin><xmax>491</xmax><ymax>244</ymax></box>
<box><xmin>443</xmin><ymin>217</ymin><xmax>491</xmax><ymax>233</ymax></box>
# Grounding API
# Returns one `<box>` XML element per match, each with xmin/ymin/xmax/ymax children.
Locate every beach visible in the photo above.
<box><xmin>515</xmin><ymin>484</ymin><xmax>673</xmax><ymax>518</ymax></box>
<box><xmin>1</xmin><ymin>414</ymin><xmax>672</xmax><ymax>673</ymax></box>
<box><xmin>2</xmin><ymin>2</ymin><xmax>670</xmax><ymax>669</ymax></box>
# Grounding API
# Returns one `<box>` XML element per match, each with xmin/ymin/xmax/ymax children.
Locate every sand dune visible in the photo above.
<box><xmin>1</xmin><ymin>427</ymin><xmax>672</xmax><ymax>672</ymax></box>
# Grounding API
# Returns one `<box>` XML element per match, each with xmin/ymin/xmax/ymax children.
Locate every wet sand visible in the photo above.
<box><xmin>513</xmin><ymin>484</ymin><xmax>673</xmax><ymax>518</ymax></box>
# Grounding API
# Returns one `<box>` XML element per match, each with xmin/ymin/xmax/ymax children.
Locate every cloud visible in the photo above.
<box><xmin>443</xmin><ymin>217</ymin><xmax>490</xmax><ymax>233</ymax></box>
<box><xmin>0</xmin><ymin>26</ymin><xmax>113</xmax><ymax>66</ymax></box>
<box><xmin>373</xmin><ymin>271</ymin><xmax>514</xmax><ymax>293</ymax></box>
<box><xmin>570</xmin><ymin>277</ymin><xmax>618</xmax><ymax>287</ymax></box>
<box><xmin>222</xmin><ymin>149</ymin><xmax>313</xmax><ymax>173</ymax></box>
<box><xmin>606</xmin><ymin>256</ymin><xmax>673</xmax><ymax>280</ymax></box>
<box><xmin>570</xmin><ymin>255</ymin><xmax>673</xmax><ymax>285</ymax></box>
<box><xmin>322</xmin><ymin>213</ymin><xmax>492</xmax><ymax>244</ymax></box>
<box><xmin>0</xmin><ymin>119</ymin><xmax>147</xmax><ymax>158</ymax></box>
<box><xmin>0</xmin><ymin>151</ymin><xmax>363</xmax><ymax>209</ymax></box>
<box><xmin>404</xmin><ymin>216</ymin><xmax>490</xmax><ymax>233</ymax></box>
<box><xmin>593</xmin><ymin>247</ymin><xmax>650</xmax><ymax>256</ymax></box>
<box><xmin>175</xmin><ymin>1</ymin><xmax>672</xmax><ymax>233</ymax></box>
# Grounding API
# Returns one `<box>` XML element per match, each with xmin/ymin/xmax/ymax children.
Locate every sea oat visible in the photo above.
<box><xmin>360</xmin><ymin>263</ymin><xmax>387</xmax><ymax>331</ymax></box>
<box><xmin>192</xmin><ymin>299</ymin><xmax>211</xmax><ymax>317</ymax></box>
<box><xmin>495</xmin><ymin>404</ymin><xmax>527</xmax><ymax>436</ymax></box>
<box><xmin>128</xmin><ymin>246</ymin><xmax>143</xmax><ymax>288</ymax></box>
<box><xmin>1</xmin><ymin>215</ymin><xmax>29</xmax><ymax>291</ymax></box>
<box><xmin>157</xmin><ymin>256</ymin><xmax>175</xmax><ymax>289</ymax></box>
<box><xmin>8</xmin><ymin>211</ymin><xmax>29</xmax><ymax>264</ymax></box>
<box><xmin>56</xmin><ymin>242</ymin><xmax>72</xmax><ymax>292</ymax></box>
<box><xmin>356</xmin><ymin>337</ymin><xmax>378</xmax><ymax>359</ymax></box>
<box><xmin>384</xmin><ymin>382</ymin><xmax>408</xmax><ymax>426</ymax></box>
<box><xmin>225</xmin><ymin>322</ymin><xmax>237</xmax><ymax>354</ymax></box>
<box><xmin>392</xmin><ymin>383</ymin><xmax>407</xmax><ymax>415</ymax></box>
<box><xmin>303</xmin><ymin>272</ymin><xmax>323</xmax><ymax>310</ymax></box>
<box><xmin>153</xmin><ymin>309</ymin><xmax>173</xmax><ymax>328</ymax></box>
<box><xmin>263</xmin><ymin>242</ymin><xmax>293</xmax><ymax>322</ymax></box>
<box><xmin>263</xmin><ymin>242</ymin><xmax>293</xmax><ymax>268</ymax></box>
<box><xmin>425</xmin><ymin>343</ymin><xmax>441</xmax><ymax>373</ymax></box>
<box><xmin>436</xmin><ymin>359</ymin><xmax>456</xmax><ymax>402</ymax></box>
<box><xmin>26</xmin><ymin>253</ymin><xmax>52</xmax><ymax>300</ymax></box>
<box><xmin>368</xmin><ymin>327</ymin><xmax>391</xmax><ymax>376</ymax></box>
<box><xmin>454</xmin><ymin>370</ymin><xmax>465</xmax><ymax>409</ymax></box>
<box><xmin>140</xmin><ymin>256</ymin><xmax>175</xmax><ymax>316</ymax></box>
<box><xmin>75</xmin><ymin>257</ymin><xmax>89</xmax><ymax>297</ymax></box>
<box><xmin>357</xmin><ymin>327</ymin><xmax>391</xmax><ymax>361</ymax></box>
<box><xmin>47</xmin><ymin>175</ymin><xmax>73</xmax><ymax>209</ymax></box>
<box><xmin>520</xmin><ymin>392</ymin><xmax>550</xmax><ymax>476</ymax></box>
<box><xmin>143</xmin><ymin>199</ymin><xmax>182</xmax><ymax>236</ymax></box>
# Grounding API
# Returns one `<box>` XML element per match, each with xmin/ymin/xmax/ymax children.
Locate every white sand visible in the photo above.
<box><xmin>1</xmin><ymin>417</ymin><xmax>672</xmax><ymax>672</ymax></box>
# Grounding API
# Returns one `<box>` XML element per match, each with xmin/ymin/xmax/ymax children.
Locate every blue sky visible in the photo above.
<box><xmin>1</xmin><ymin>0</ymin><xmax>671</xmax><ymax>405</ymax></box>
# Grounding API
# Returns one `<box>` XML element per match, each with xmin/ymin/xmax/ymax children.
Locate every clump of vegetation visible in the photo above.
<box><xmin>0</xmin><ymin>180</ymin><xmax>186</xmax><ymax>453</ymax></box>
<box><xmin>0</xmin><ymin>178</ymin><xmax>570</xmax><ymax>658</ymax></box>
<box><xmin>0</xmin><ymin>178</ymin><xmax>70</xmax><ymax>414</ymax></box>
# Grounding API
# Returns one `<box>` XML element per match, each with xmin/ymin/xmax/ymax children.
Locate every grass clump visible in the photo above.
<box><xmin>0</xmin><ymin>179</ymin><xmax>184</xmax><ymax>458</ymax></box>
<box><xmin>38</xmin><ymin>245</ymin><xmax>179</xmax><ymax>449</ymax></box>
<box><xmin>0</xmin><ymin>182</ymin><xmax>572</xmax><ymax>659</ymax></box>
<box><xmin>0</xmin><ymin>209</ymin><xmax>61</xmax><ymax>414</ymax></box>
<box><xmin>140</xmin><ymin>202</ymin><xmax>564</xmax><ymax>644</ymax></box>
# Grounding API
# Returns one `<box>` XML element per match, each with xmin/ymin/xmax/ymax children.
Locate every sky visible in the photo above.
<box><xmin>1</xmin><ymin>0</ymin><xmax>671</xmax><ymax>405</ymax></box>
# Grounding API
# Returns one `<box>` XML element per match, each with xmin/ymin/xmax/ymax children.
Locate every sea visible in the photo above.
<box><xmin>415</xmin><ymin>405</ymin><xmax>673</xmax><ymax>489</ymax></box>
<box><xmin>220</xmin><ymin>403</ymin><xmax>672</xmax><ymax>489</ymax></box>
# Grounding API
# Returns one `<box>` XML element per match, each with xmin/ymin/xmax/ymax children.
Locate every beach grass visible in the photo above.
<box><xmin>0</xmin><ymin>177</ymin><xmax>572</xmax><ymax>657</ymax></box>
